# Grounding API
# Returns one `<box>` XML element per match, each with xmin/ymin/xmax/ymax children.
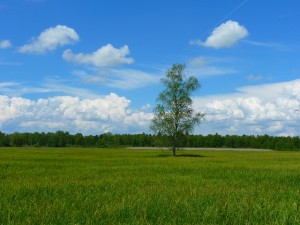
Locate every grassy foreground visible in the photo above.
<box><xmin>1</xmin><ymin>148</ymin><xmax>300</xmax><ymax>224</ymax></box>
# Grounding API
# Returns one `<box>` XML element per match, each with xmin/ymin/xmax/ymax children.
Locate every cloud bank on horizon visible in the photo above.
<box><xmin>193</xmin><ymin>79</ymin><xmax>300</xmax><ymax>136</ymax></box>
<box><xmin>1</xmin><ymin>79</ymin><xmax>300</xmax><ymax>136</ymax></box>
<box><xmin>0</xmin><ymin>93</ymin><xmax>153</xmax><ymax>134</ymax></box>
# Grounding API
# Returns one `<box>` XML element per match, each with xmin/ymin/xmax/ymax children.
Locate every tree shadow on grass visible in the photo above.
<box><xmin>157</xmin><ymin>153</ymin><xmax>206</xmax><ymax>158</ymax></box>
<box><xmin>177</xmin><ymin>154</ymin><xmax>205</xmax><ymax>158</ymax></box>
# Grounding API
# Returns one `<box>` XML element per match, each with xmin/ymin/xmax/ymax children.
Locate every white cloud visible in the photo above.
<box><xmin>42</xmin><ymin>79</ymin><xmax>101</xmax><ymax>99</ymax></box>
<box><xmin>0</xmin><ymin>60</ymin><xmax>22</xmax><ymax>66</ymax></box>
<box><xmin>193</xmin><ymin>79</ymin><xmax>300</xmax><ymax>136</ymax></box>
<box><xmin>0</xmin><ymin>96</ymin><xmax>33</xmax><ymax>125</ymax></box>
<box><xmin>0</xmin><ymin>79</ymin><xmax>102</xmax><ymax>99</ymax></box>
<box><xmin>243</xmin><ymin>40</ymin><xmax>289</xmax><ymax>51</ymax></box>
<box><xmin>191</xmin><ymin>20</ymin><xmax>248</xmax><ymax>49</ymax></box>
<box><xmin>19</xmin><ymin>25</ymin><xmax>79</xmax><ymax>54</ymax></box>
<box><xmin>63</xmin><ymin>44</ymin><xmax>134</xmax><ymax>67</ymax></box>
<box><xmin>2</xmin><ymin>79</ymin><xmax>300</xmax><ymax>136</ymax></box>
<box><xmin>187</xmin><ymin>56</ymin><xmax>236</xmax><ymax>77</ymax></box>
<box><xmin>0</xmin><ymin>82</ymin><xmax>18</xmax><ymax>88</ymax></box>
<box><xmin>0</xmin><ymin>82</ymin><xmax>26</xmax><ymax>97</ymax></box>
<box><xmin>0</xmin><ymin>40</ymin><xmax>12</xmax><ymax>49</ymax></box>
<box><xmin>103</xmin><ymin>69</ymin><xmax>158</xmax><ymax>89</ymax></box>
<box><xmin>247</xmin><ymin>74</ymin><xmax>263</xmax><ymax>81</ymax></box>
<box><xmin>246</xmin><ymin>74</ymin><xmax>273</xmax><ymax>82</ymax></box>
<box><xmin>188</xmin><ymin>56</ymin><xmax>209</xmax><ymax>67</ymax></box>
<box><xmin>73</xmin><ymin>68</ymin><xmax>159</xmax><ymax>89</ymax></box>
<box><xmin>0</xmin><ymin>93</ymin><xmax>153</xmax><ymax>134</ymax></box>
<box><xmin>188</xmin><ymin>66</ymin><xmax>236</xmax><ymax>78</ymax></box>
<box><xmin>124</xmin><ymin>111</ymin><xmax>153</xmax><ymax>128</ymax></box>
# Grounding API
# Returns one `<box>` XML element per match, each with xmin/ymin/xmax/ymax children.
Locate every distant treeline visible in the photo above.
<box><xmin>1</xmin><ymin>131</ymin><xmax>300</xmax><ymax>151</ymax></box>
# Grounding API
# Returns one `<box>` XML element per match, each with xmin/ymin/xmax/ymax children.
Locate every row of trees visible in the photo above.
<box><xmin>0</xmin><ymin>131</ymin><xmax>153</xmax><ymax>148</ymax></box>
<box><xmin>1</xmin><ymin>131</ymin><xmax>300</xmax><ymax>151</ymax></box>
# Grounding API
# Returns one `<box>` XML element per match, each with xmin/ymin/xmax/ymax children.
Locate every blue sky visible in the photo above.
<box><xmin>1</xmin><ymin>0</ymin><xmax>300</xmax><ymax>136</ymax></box>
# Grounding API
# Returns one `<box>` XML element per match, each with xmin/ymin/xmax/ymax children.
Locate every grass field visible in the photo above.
<box><xmin>1</xmin><ymin>148</ymin><xmax>300</xmax><ymax>224</ymax></box>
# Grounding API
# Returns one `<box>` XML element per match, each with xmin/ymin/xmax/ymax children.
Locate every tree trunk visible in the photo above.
<box><xmin>172</xmin><ymin>145</ymin><xmax>176</xmax><ymax>156</ymax></box>
<box><xmin>172</xmin><ymin>134</ymin><xmax>176</xmax><ymax>156</ymax></box>
<box><xmin>172</xmin><ymin>123</ymin><xmax>178</xmax><ymax>157</ymax></box>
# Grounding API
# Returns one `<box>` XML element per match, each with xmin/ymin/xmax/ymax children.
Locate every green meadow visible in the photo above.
<box><xmin>1</xmin><ymin>148</ymin><xmax>300</xmax><ymax>224</ymax></box>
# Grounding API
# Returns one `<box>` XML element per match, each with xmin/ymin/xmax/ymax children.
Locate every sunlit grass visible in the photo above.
<box><xmin>1</xmin><ymin>148</ymin><xmax>300</xmax><ymax>224</ymax></box>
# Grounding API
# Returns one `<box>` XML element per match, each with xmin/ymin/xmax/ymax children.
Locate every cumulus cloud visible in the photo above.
<box><xmin>191</xmin><ymin>20</ymin><xmax>248</xmax><ymax>49</ymax></box>
<box><xmin>19</xmin><ymin>25</ymin><xmax>79</xmax><ymax>54</ymax></box>
<box><xmin>3</xmin><ymin>77</ymin><xmax>300</xmax><ymax>136</ymax></box>
<box><xmin>193</xmin><ymin>79</ymin><xmax>300</xmax><ymax>136</ymax></box>
<box><xmin>0</xmin><ymin>93</ymin><xmax>153</xmax><ymax>134</ymax></box>
<box><xmin>63</xmin><ymin>44</ymin><xmax>134</xmax><ymax>67</ymax></box>
<box><xmin>0</xmin><ymin>40</ymin><xmax>12</xmax><ymax>49</ymax></box>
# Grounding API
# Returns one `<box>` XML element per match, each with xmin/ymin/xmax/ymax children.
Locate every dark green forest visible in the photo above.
<box><xmin>0</xmin><ymin>131</ymin><xmax>300</xmax><ymax>151</ymax></box>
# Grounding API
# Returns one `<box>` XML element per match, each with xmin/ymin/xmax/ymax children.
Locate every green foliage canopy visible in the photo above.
<box><xmin>150</xmin><ymin>64</ymin><xmax>204</xmax><ymax>156</ymax></box>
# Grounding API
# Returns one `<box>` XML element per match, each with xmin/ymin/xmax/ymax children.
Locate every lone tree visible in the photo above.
<box><xmin>150</xmin><ymin>63</ymin><xmax>204</xmax><ymax>156</ymax></box>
